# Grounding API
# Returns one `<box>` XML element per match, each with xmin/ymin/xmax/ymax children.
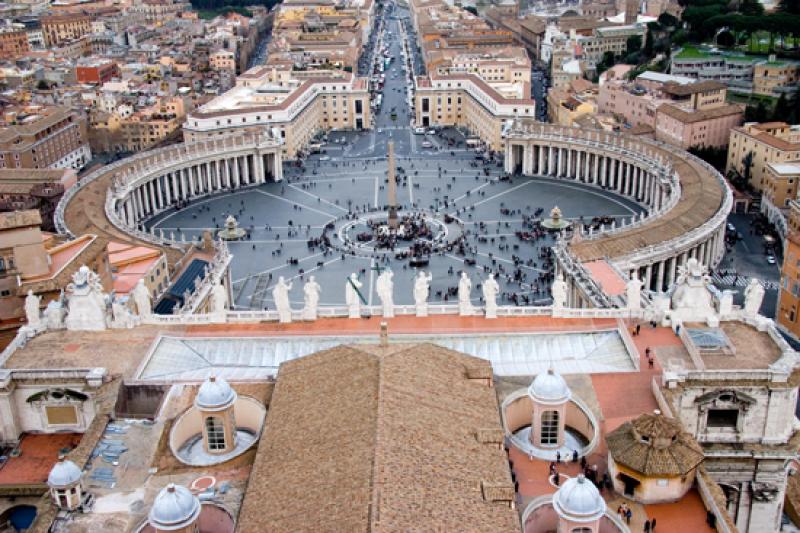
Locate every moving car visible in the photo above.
<box><xmin>414</xmin><ymin>127</ymin><xmax>425</xmax><ymax>134</ymax></box>
<box><xmin>767</xmin><ymin>256</ymin><xmax>776</xmax><ymax>265</ymax></box>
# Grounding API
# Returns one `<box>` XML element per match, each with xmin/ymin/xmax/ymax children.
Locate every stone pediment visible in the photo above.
<box><xmin>693</xmin><ymin>389</ymin><xmax>756</xmax><ymax>407</ymax></box>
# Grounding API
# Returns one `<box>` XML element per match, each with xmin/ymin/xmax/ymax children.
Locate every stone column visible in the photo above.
<box><xmin>645</xmin><ymin>263</ymin><xmax>653</xmax><ymax>291</ymax></box>
<box><xmin>155</xmin><ymin>178</ymin><xmax>163</xmax><ymax>211</ymax></box>
<box><xmin>656</xmin><ymin>260</ymin><xmax>665</xmax><ymax>292</ymax></box>
<box><xmin>538</xmin><ymin>144</ymin><xmax>545</xmax><ymax>174</ymax></box>
<box><xmin>188</xmin><ymin>167</ymin><xmax>196</xmax><ymax>197</ymax></box>
<box><xmin>600</xmin><ymin>157</ymin><xmax>607</xmax><ymax>187</ymax></box>
<box><xmin>165</xmin><ymin>174</ymin><xmax>172</xmax><ymax>205</ymax></box>
<box><xmin>125</xmin><ymin>200</ymin><xmax>134</xmax><ymax>226</ymax></box>
<box><xmin>567</xmin><ymin>148</ymin><xmax>573</xmax><ymax>179</ymax></box>
<box><xmin>274</xmin><ymin>151</ymin><xmax>283</xmax><ymax>181</ymax></box>
<box><xmin>242</xmin><ymin>155</ymin><xmax>251</xmax><ymax>184</ymax></box>
<box><xmin>180</xmin><ymin>168</ymin><xmax>188</xmax><ymax>200</ymax></box>
<box><xmin>232</xmin><ymin>157</ymin><xmax>241</xmax><ymax>187</ymax></box>
<box><xmin>254</xmin><ymin>152</ymin><xmax>265</xmax><ymax>183</ymax></box>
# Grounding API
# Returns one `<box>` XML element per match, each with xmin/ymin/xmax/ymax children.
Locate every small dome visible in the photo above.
<box><xmin>195</xmin><ymin>376</ymin><xmax>236</xmax><ymax>411</ymax></box>
<box><xmin>553</xmin><ymin>474</ymin><xmax>606</xmax><ymax>522</ymax></box>
<box><xmin>47</xmin><ymin>459</ymin><xmax>81</xmax><ymax>488</ymax></box>
<box><xmin>528</xmin><ymin>368</ymin><xmax>571</xmax><ymax>404</ymax></box>
<box><xmin>148</xmin><ymin>483</ymin><xmax>201</xmax><ymax>531</ymax></box>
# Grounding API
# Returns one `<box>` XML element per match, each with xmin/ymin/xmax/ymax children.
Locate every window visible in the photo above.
<box><xmin>707</xmin><ymin>409</ymin><xmax>738</xmax><ymax>429</ymax></box>
<box><xmin>540</xmin><ymin>410</ymin><xmax>559</xmax><ymax>445</ymax></box>
<box><xmin>205</xmin><ymin>416</ymin><xmax>226</xmax><ymax>450</ymax></box>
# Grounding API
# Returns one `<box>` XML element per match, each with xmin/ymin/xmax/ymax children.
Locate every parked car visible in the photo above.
<box><xmin>767</xmin><ymin>256</ymin><xmax>777</xmax><ymax>265</ymax></box>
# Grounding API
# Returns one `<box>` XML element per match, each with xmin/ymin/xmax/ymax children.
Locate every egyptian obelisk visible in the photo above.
<box><xmin>387</xmin><ymin>140</ymin><xmax>398</xmax><ymax>229</ymax></box>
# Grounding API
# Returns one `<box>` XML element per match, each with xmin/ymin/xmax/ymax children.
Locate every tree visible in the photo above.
<box><xmin>773</xmin><ymin>93</ymin><xmax>791</xmax><ymax>121</ymax></box>
<box><xmin>778</xmin><ymin>0</ymin><xmax>800</xmax><ymax>14</ymax></box>
<box><xmin>463</xmin><ymin>5</ymin><xmax>478</xmax><ymax>15</ymax></box>
<box><xmin>36</xmin><ymin>80</ymin><xmax>49</xmax><ymax>90</ymax></box>
<box><xmin>626</xmin><ymin>35</ymin><xmax>643</xmax><ymax>55</ymax></box>
<box><xmin>742</xmin><ymin>151</ymin><xmax>754</xmax><ymax>184</ymax></box>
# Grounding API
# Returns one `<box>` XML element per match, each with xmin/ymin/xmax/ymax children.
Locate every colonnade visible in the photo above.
<box><xmin>506</xmin><ymin>142</ymin><xmax>670</xmax><ymax>213</ymax></box>
<box><xmin>504</xmin><ymin>123</ymin><xmax>731</xmax><ymax>303</ymax></box>
<box><xmin>111</xmin><ymin>134</ymin><xmax>283</xmax><ymax>230</ymax></box>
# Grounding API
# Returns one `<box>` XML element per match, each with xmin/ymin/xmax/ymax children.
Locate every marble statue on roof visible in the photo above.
<box><xmin>65</xmin><ymin>266</ymin><xmax>108</xmax><ymax>331</ymax></box>
<box><xmin>24</xmin><ymin>290</ymin><xmax>41</xmax><ymax>330</ymax></box>
<box><xmin>303</xmin><ymin>276</ymin><xmax>321</xmax><ymax>320</ymax></box>
<box><xmin>552</xmin><ymin>273</ymin><xmax>567</xmax><ymax>310</ymax></box>
<box><xmin>345</xmin><ymin>273</ymin><xmax>362</xmax><ymax>318</ymax></box>
<box><xmin>376</xmin><ymin>269</ymin><xmax>394</xmax><ymax>318</ymax></box>
<box><xmin>458</xmin><ymin>272</ymin><xmax>473</xmax><ymax>316</ymax></box>
<box><xmin>133</xmin><ymin>279</ymin><xmax>152</xmax><ymax>317</ymax></box>
<box><xmin>626</xmin><ymin>274</ymin><xmax>643</xmax><ymax>310</ymax></box>
<box><xmin>483</xmin><ymin>273</ymin><xmax>499</xmax><ymax>319</ymax></box>
<box><xmin>743</xmin><ymin>279</ymin><xmax>765</xmax><ymax>317</ymax></box>
<box><xmin>670</xmin><ymin>258</ymin><xmax>716</xmax><ymax>325</ymax></box>
<box><xmin>414</xmin><ymin>271</ymin><xmax>432</xmax><ymax>317</ymax></box>
<box><xmin>272</xmin><ymin>277</ymin><xmax>293</xmax><ymax>323</ymax></box>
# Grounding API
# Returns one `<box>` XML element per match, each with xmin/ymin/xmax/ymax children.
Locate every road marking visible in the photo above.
<box><xmin>232</xmin><ymin>251</ymin><xmax>327</xmax><ymax>284</ymax></box>
<box><xmin>288</xmin><ymin>183</ymin><xmax>349</xmax><ymax>213</ymax></box>
<box><xmin>253</xmin><ymin>189</ymin><xmax>338</xmax><ymax>219</ymax></box>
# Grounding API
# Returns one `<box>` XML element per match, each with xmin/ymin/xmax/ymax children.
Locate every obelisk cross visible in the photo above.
<box><xmin>387</xmin><ymin>140</ymin><xmax>398</xmax><ymax>229</ymax></box>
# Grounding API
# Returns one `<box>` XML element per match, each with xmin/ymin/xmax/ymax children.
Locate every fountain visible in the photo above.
<box><xmin>542</xmin><ymin>206</ymin><xmax>571</xmax><ymax>230</ymax></box>
<box><xmin>217</xmin><ymin>215</ymin><xmax>247</xmax><ymax>240</ymax></box>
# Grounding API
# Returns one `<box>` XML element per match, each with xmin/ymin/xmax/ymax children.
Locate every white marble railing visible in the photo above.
<box><xmin>138</xmin><ymin>301</ymin><xmax>650</xmax><ymax>325</ymax></box>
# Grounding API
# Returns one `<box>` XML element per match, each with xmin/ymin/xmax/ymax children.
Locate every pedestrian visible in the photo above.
<box><xmin>651</xmin><ymin>518</ymin><xmax>656</xmax><ymax>531</ymax></box>
<box><xmin>572</xmin><ymin>450</ymin><xmax>578</xmax><ymax>463</ymax></box>
<box><xmin>580</xmin><ymin>456</ymin><xmax>587</xmax><ymax>469</ymax></box>
<box><xmin>556</xmin><ymin>450</ymin><xmax>561</xmax><ymax>463</ymax></box>
<box><xmin>648</xmin><ymin>356</ymin><xmax>654</xmax><ymax>369</ymax></box>
<box><xmin>626</xmin><ymin>507</ymin><xmax>632</xmax><ymax>525</ymax></box>
<box><xmin>644</xmin><ymin>519</ymin><xmax>651</xmax><ymax>533</ymax></box>
<box><xmin>636</xmin><ymin>324</ymin><xmax>641</xmax><ymax>335</ymax></box>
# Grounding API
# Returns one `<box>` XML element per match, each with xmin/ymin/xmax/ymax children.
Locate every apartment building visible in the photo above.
<box><xmin>0</xmin><ymin>107</ymin><xmax>91</xmax><ymax>171</ymax></box>
<box><xmin>75</xmin><ymin>59</ymin><xmax>121</xmax><ymax>85</ymax></box>
<box><xmin>94</xmin><ymin>97</ymin><xmax>189</xmax><ymax>153</ymax></box>
<box><xmin>41</xmin><ymin>14</ymin><xmax>92</xmax><ymax>47</ymax></box>
<box><xmin>727</xmin><ymin>122</ymin><xmax>800</xmax><ymax>192</ymax></box>
<box><xmin>777</xmin><ymin>208</ymin><xmax>800</xmax><ymax>340</ymax></box>
<box><xmin>577</xmin><ymin>25</ymin><xmax>645</xmax><ymax>68</ymax></box>
<box><xmin>599</xmin><ymin>74</ymin><xmax>742</xmax><ymax>148</ymax></box>
<box><xmin>671</xmin><ymin>47</ymin><xmax>757</xmax><ymax>91</ymax></box>
<box><xmin>414</xmin><ymin>73</ymin><xmax>536</xmax><ymax>151</ymax></box>
<box><xmin>547</xmin><ymin>79</ymin><xmax>598</xmax><ymax>127</ymax></box>
<box><xmin>184</xmin><ymin>67</ymin><xmax>371</xmax><ymax>158</ymax></box>
<box><xmin>0</xmin><ymin>26</ymin><xmax>30</xmax><ymax>60</ymax></box>
<box><xmin>655</xmin><ymin>105</ymin><xmax>743</xmax><ymax>149</ymax></box>
<box><xmin>0</xmin><ymin>168</ymin><xmax>75</xmax><ymax>231</ymax></box>
<box><xmin>753</xmin><ymin>59</ymin><xmax>800</xmax><ymax>98</ymax></box>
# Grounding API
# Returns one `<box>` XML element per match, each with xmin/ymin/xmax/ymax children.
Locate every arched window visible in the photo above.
<box><xmin>540</xmin><ymin>410</ymin><xmax>559</xmax><ymax>445</ymax></box>
<box><xmin>205</xmin><ymin>416</ymin><xmax>226</xmax><ymax>451</ymax></box>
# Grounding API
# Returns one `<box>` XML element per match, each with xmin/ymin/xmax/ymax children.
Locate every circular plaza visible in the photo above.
<box><xmin>140</xmin><ymin>146</ymin><xmax>644</xmax><ymax>309</ymax></box>
<box><xmin>56</xmin><ymin>121</ymin><xmax>730</xmax><ymax>312</ymax></box>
